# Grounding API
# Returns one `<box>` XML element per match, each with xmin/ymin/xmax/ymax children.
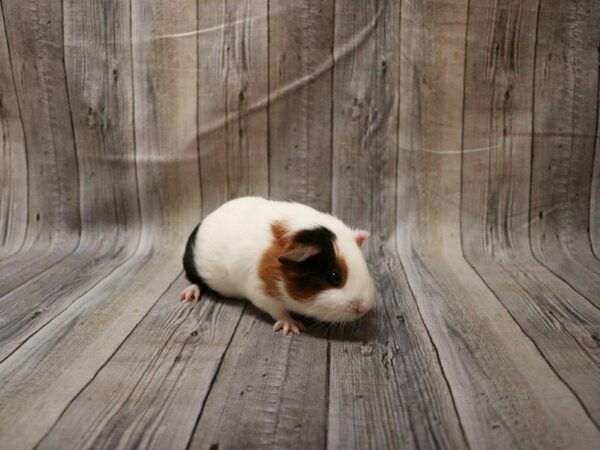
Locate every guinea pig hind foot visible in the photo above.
<box><xmin>273</xmin><ymin>316</ymin><xmax>306</xmax><ymax>336</ymax></box>
<box><xmin>179</xmin><ymin>284</ymin><xmax>201</xmax><ymax>302</ymax></box>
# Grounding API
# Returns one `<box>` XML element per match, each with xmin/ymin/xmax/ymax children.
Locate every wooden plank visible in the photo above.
<box><xmin>461</xmin><ymin>0</ymin><xmax>600</xmax><ymax>425</ymax></box>
<box><xmin>197</xmin><ymin>0</ymin><xmax>269</xmax><ymax>214</ymax></box>
<box><xmin>0</xmin><ymin>0</ymin><xmax>142</xmax><ymax>363</ymax></box>
<box><xmin>459</xmin><ymin>0</ymin><xmax>600</xmax><ymax>444</ymax></box>
<box><xmin>529</xmin><ymin>0</ymin><xmax>600</xmax><ymax>305</ymax></box>
<box><xmin>329</xmin><ymin>1</ymin><xmax>466</xmax><ymax>448</ymax></box>
<box><xmin>0</xmin><ymin>247</ymin><xmax>137</xmax><ymax>362</ymax></box>
<box><xmin>331</xmin><ymin>0</ymin><xmax>398</xmax><ymax>238</ymax></box>
<box><xmin>593</xmin><ymin>105</ymin><xmax>600</xmax><ymax>255</ymax></box>
<box><xmin>0</xmin><ymin>1</ymin><xmax>27</xmax><ymax>258</ymax></box>
<box><xmin>190</xmin><ymin>2</ymin><xmax>330</xmax><ymax>447</ymax></box>
<box><xmin>0</xmin><ymin>250</ymin><xmax>179</xmax><ymax>449</ymax></box>
<box><xmin>268</xmin><ymin>0</ymin><xmax>333</xmax><ymax>210</ymax></box>
<box><xmin>189</xmin><ymin>308</ymin><xmax>327</xmax><ymax>449</ymax></box>
<box><xmin>399</xmin><ymin>250</ymin><xmax>600</xmax><ymax>448</ymax></box>
<box><xmin>0</xmin><ymin>0</ymin><xmax>80</xmax><ymax>293</ymax></box>
<box><xmin>63</xmin><ymin>0</ymin><xmax>140</xmax><ymax>242</ymax></box>
<box><xmin>397</xmin><ymin>0</ymin><xmax>600</xmax><ymax>447</ymax></box>
<box><xmin>132</xmin><ymin>0</ymin><xmax>200</xmax><ymax>240</ymax></box>
<box><xmin>37</xmin><ymin>276</ymin><xmax>244</xmax><ymax>450</ymax></box>
<box><xmin>0</xmin><ymin>0</ymin><xmax>202</xmax><ymax>446</ymax></box>
<box><xmin>465</xmin><ymin>255</ymin><xmax>600</xmax><ymax>424</ymax></box>
<box><xmin>329</xmin><ymin>239</ymin><xmax>467</xmax><ymax>449</ymax></box>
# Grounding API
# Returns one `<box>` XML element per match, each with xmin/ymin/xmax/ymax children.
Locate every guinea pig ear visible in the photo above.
<box><xmin>278</xmin><ymin>243</ymin><xmax>321</xmax><ymax>265</ymax></box>
<box><xmin>354</xmin><ymin>229</ymin><xmax>370</xmax><ymax>247</ymax></box>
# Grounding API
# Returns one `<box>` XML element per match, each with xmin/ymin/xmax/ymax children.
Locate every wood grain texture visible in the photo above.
<box><xmin>197</xmin><ymin>0</ymin><xmax>269</xmax><ymax>214</ymax></box>
<box><xmin>189</xmin><ymin>309</ymin><xmax>328</xmax><ymax>450</ymax></box>
<box><xmin>192</xmin><ymin>3</ymin><xmax>332</xmax><ymax>447</ymax></box>
<box><xmin>268</xmin><ymin>0</ymin><xmax>333</xmax><ymax>210</ymax></box>
<box><xmin>132</xmin><ymin>0</ymin><xmax>200</xmax><ymax>241</ymax></box>
<box><xmin>0</xmin><ymin>0</ymin><xmax>202</xmax><ymax>447</ymax></box>
<box><xmin>529</xmin><ymin>0</ymin><xmax>600</xmax><ymax>304</ymax></box>
<box><xmin>0</xmin><ymin>0</ymin><xmax>141</xmax><ymax>364</ymax></box>
<box><xmin>400</xmin><ymin>0</ymin><xmax>599</xmax><ymax>447</ymax></box>
<box><xmin>332</xmin><ymin>0</ymin><xmax>398</xmax><ymax>238</ymax></box>
<box><xmin>37</xmin><ymin>278</ymin><xmax>244</xmax><ymax>450</ymax></box>
<box><xmin>329</xmin><ymin>2</ymin><xmax>466</xmax><ymax>449</ymax></box>
<box><xmin>0</xmin><ymin>0</ymin><xmax>80</xmax><ymax>294</ymax></box>
<box><xmin>328</xmin><ymin>239</ymin><xmax>467</xmax><ymax>449</ymax></box>
<box><xmin>593</xmin><ymin>104</ymin><xmax>600</xmax><ymax>255</ymax></box>
<box><xmin>0</xmin><ymin>0</ymin><xmax>599</xmax><ymax>448</ymax></box>
<box><xmin>461</xmin><ymin>0</ymin><xmax>600</xmax><ymax>429</ymax></box>
<box><xmin>0</xmin><ymin>1</ymin><xmax>27</xmax><ymax>258</ymax></box>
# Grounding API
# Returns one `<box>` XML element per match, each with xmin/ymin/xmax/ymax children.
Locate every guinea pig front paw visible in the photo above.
<box><xmin>273</xmin><ymin>317</ymin><xmax>306</xmax><ymax>336</ymax></box>
<box><xmin>179</xmin><ymin>284</ymin><xmax>201</xmax><ymax>302</ymax></box>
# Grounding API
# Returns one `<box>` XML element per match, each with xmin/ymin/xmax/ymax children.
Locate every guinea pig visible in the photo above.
<box><xmin>179</xmin><ymin>196</ymin><xmax>375</xmax><ymax>335</ymax></box>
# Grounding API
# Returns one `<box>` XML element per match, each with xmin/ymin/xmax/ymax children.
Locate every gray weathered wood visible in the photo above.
<box><xmin>0</xmin><ymin>0</ymin><xmax>80</xmax><ymax>294</ymax></box>
<box><xmin>37</xmin><ymin>277</ymin><xmax>244</xmax><ymax>450</ymax></box>
<box><xmin>189</xmin><ymin>308</ymin><xmax>328</xmax><ymax>450</ymax></box>
<box><xmin>0</xmin><ymin>1</ymin><xmax>27</xmax><ymax>258</ymax></box>
<box><xmin>268</xmin><ymin>0</ymin><xmax>333</xmax><ymax>210</ymax></box>
<box><xmin>529</xmin><ymin>0</ymin><xmax>600</xmax><ymax>304</ymax></box>
<box><xmin>329</xmin><ymin>2</ymin><xmax>467</xmax><ymax>449</ymax></box>
<box><xmin>0</xmin><ymin>0</ymin><xmax>202</xmax><ymax>447</ymax></box>
<box><xmin>329</xmin><ymin>239</ymin><xmax>467</xmax><ymax>449</ymax></box>
<box><xmin>190</xmin><ymin>3</ymin><xmax>332</xmax><ymax>447</ymax></box>
<box><xmin>400</xmin><ymin>0</ymin><xmax>600</xmax><ymax>447</ymax></box>
<box><xmin>461</xmin><ymin>0</ymin><xmax>600</xmax><ymax>427</ymax></box>
<box><xmin>0</xmin><ymin>0</ymin><xmax>599</xmax><ymax>448</ymax></box>
<box><xmin>331</xmin><ymin>0</ymin><xmax>397</xmax><ymax>238</ymax></box>
<box><xmin>197</xmin><ymin>0</ymin><xmax>269</xmax><ymax>214</ymax></box>
<box><xmin>0</xmin><ymin>0</ymin><xmax>141</xmax><ymax>363</ymax></box>
<box><xmin>593</xmin><ymin>109</ymin><xmax>600</xmax><ymax>256</ymax></box>
<box><xmin>460</xmin><ymin>0</ymin><xmax>600</xmax><ymax>441</ymax></box>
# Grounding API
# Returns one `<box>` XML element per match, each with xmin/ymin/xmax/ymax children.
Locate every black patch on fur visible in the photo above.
<box><xmin>183</xmin><ymin>223</ymin><xmax>206</xmax><ymax>287</ymax></box>
<box><xmin>280</xmin><ymin>226</ymin><xmax>344</xmax><ymax>295</ymax></box>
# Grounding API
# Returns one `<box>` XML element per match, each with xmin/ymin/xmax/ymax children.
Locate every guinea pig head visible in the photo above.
<box><xmin>267</xmin><ymin>223</ymin><xmax>375</xmax><ymax>323</ymax></box>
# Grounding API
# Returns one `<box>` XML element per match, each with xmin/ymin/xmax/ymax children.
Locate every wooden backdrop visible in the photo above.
<box><xmin>0</xmin><ymin>0</ymin><xmax>599</xmax><ymax>448</ymax></box>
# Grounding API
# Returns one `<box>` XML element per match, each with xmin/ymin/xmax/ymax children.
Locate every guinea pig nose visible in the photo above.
<box><xmin>351</xmin><ymin>300</ymin><xmax>365</xmax><ymax>315</ymax></box>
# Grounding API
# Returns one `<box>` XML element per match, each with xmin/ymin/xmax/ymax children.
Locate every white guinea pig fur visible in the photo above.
<box><xmin>181</xmin><ymin>197</ymin><xmax>375</xmax><ymax>330</ymax></box>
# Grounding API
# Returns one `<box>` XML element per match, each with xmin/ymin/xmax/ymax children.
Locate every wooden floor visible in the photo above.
<box><xmin>1</xmin><ymin>0</ymin><xmax>600</xmax><ymax>448</ymax></box>
<box><xmin>1</xmin><ymin>239</ymin><xmax>599</xmax><ymax>450</ymax></box>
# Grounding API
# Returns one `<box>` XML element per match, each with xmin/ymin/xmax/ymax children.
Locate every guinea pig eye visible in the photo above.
<box><xmin>328</xmin><ymin>269</ymin><xmax>342</xmax><ymax>287</ymax></box>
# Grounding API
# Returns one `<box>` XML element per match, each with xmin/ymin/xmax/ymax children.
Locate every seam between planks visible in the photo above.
<box><xmin>31</xmin><ymin>270</ymin><xmax>185</xmax><ymax>449</ymax></box>
<box><xmin>526</xmin><ymin>0</ymin><xmax>600</xmax><ymax>307</ymax></box>
<box><xmin>266</xmin><ymin>0</ymin><xmax>271</xmax><ymax>200</ymax></box>
<box><xmin>325</xmin><ymin>1</ymin><xmax>335</xmax><ymax>446</ymax></box>
<box><xmin>588</xmin><ymin>35</ymin><xmax>600</xmax><ymax>261</ymax></box>
<box><xmin>378</xmin><ymin>248</ymin><xmax>439</xmax><ymax>448</ymax></box>
<box><xmin>0</xmin><ymin>0</ymin><xmax>85</xmax><ymax>296</ymax></box>
<box><xmin>194</xmin><ymin>0</ymin><xmax>203</xmax><ymax>212</ymax></box>
<box><xmin>128</xmin><ymin>0</ymin><xmax>143</xmax><ymax>236</ymax></box>
<box><xmin>461</xmin><ymin>253</ymin><xmax>600</xmax><ymax>429</ymax></box>
<box><xmin>393</xmin><ymin>239</ymin><xmax>472</xmax><ymax>449</ymax></box>
<box><xmin>458</xmin><ymin>0</ymin><xmax>598</xmax><ymax>431</ymax></box>
<box><xmin>60</xmin><ymin>0</ymin><xmax>83</xmax><ymax>248</ymax></box>
<box><xmin>1</xmin><ymin>0</ymin><xmax>148</xmax><ymax>363</ymax></box>
<box><xmin>0</xmin><ymin>246</ymin><xmax>147</xmax><ymax>365</ymax></box>
<box><xmin>184</xmin><ymin>303</ymin><xmax>248</xmax><ymax>450</ymax></box>
<box><xmin>0</xmin><ymin>0</ymin><xmax>29</xmax><ymax>259</ymax></box>
<box><xmin>528</xmin><ymin>0</ymin><xmax>600</xmax><ymax>310</ymax></box>
<box><xmin>528</xmin><ymin>253</ymin><xmax>600</xmax><ymax>312</ymax></box>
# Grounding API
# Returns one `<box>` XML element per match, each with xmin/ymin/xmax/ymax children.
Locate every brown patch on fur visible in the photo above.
<box><xmin>259</xmin><ymin>222</ymin><xmax>349</xmax><ymax>303</ymax></box>
<box><xmin>336</xmin><ymin>252</ymin><xmax>349</xmax><ymax>287</ymax></box>
<box><xmin>258</xmin><ymin>221</ymin><xmax>289</xmax><ymax>300</ymax></box>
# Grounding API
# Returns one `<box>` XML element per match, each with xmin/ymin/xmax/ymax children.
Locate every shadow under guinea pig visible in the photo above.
<box><xmin>200</xmin><ymin>286</ymin><xmax>379</xmax><ymax>342</ymax></box>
